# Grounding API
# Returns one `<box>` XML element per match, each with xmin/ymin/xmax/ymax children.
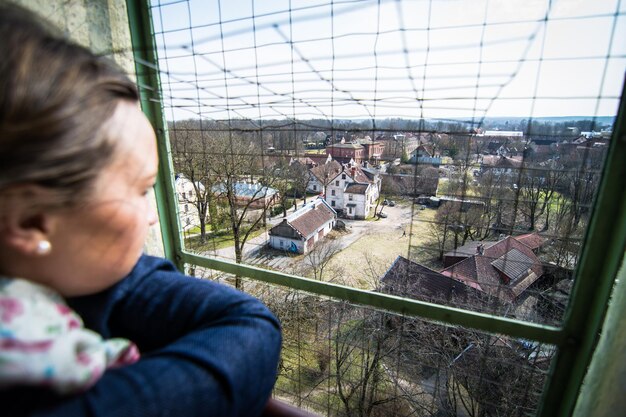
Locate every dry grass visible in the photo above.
<box><xmin>324</xmin><ymin>206</ymin><xmax>438</xmax><ymax>289</ymax></box>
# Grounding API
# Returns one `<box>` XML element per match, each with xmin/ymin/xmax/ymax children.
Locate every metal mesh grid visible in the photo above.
<box><xmin>143</xmin><ymin>2</ymin><xmax>625</xmax><ymax>414</ymax></box>
<box><xmin>190</xmin><ymin>266</ymin><xmax>551</xmax><ymax>417</ymax></box>
<box><xmin>147</xmin><ymin>0</ymin><xmax>625</xmax><ymax>329</ymax></box>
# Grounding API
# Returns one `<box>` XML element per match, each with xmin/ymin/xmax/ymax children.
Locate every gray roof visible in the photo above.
<box><xmin>491</xmin><ymin>248</ymin><xmax>535</xmax><ymax>282</ymax></box>
<box><xmin>328</xmin><ymin>143</ymin><xmax>364</xmax><ymax>149</ymax></box>
<box><xmin>381</xmin><ymin>256</ymin><xmax>472</xmax><ymax>304</ymax></box>
<box><xmin>344</xmin><ymin>183</ymin><xmax>369</xmax><ymax>194</ymax></box>
<box><xmin>444</xmin><ymin>241</ymin><xmax>495</xmax><ymax>258</ymax></box>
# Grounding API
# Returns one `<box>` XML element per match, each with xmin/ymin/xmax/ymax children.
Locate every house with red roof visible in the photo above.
<box><xmin>325</xmin><ymin>161</ymin><xmax>381</xmax><ymax>219</ymax></box>
<box><xmin>268</xmin><ymin>198</ymin><xmax>337</xmax><ymax>254</ymax></box>
<box><xmin>381</xmin><ymin>256</ymin><xmax>483</xmax><ymax>307</ymax></box>
<box><xmin>441</xmin><ymin>236</ymin><xmax>544</xmax><ymax>302</ymax></box>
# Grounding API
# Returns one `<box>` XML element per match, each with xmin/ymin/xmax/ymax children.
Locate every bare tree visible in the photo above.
<box><xmin>208</xmin><ymin>130</ymin><xmax>280</xmax><ymax>287</ymax></box>
<box><xmin>312</xmin><ymin>160</ymin><xmax>342</xmax><ymax>197</ymax></box>
<box><xmin>169</xmin><ymin>119</ymin><xmax>218</xmax><ymax>242</ymax></box>
<box><xmin>301</xmin><ymin>238</ymin><xmax>342</xmax><ymax>281</ymax></box>
<box><xmin>290</xmin><ymin>162</ymin><xmax>311</xmax><ymax>204</ymax></box>
<box><xmin>518</xmin><ymin>161</ymin><xmax>564</xmax><ymax>231</ymax></box>
<box><xmin>428</xmin><ymin>203</ymin><xmax>459</xmax><ymax>261</ymax></box>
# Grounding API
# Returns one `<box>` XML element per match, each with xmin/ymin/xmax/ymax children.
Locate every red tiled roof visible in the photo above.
<box><xmin>514</xmin><ymin>233</ymin><xmax>546</xmax><ymax>250</ymax></box>
<box><xmin>344</xmin><ymin>165</ymin><xmax>371</xmax><ymax>184</ymax></box>
<box><xmin>288</xmin><ymin>201</ymin><xmax>336</xmax><ymax>238</ymax></box>
<box><xmin>304</xmin><ymin>154</ymin><xmax>330</xmax><ymax>166</ymax></box>
<box><xmin>441</xmin><ymin>236</ymin><xmax>543</xmax><ymax>301</ymax></box>
<box><xmin>309</xmin><ymin>160</ymin><xmax>342</xmax><ymax>182</ymax></box>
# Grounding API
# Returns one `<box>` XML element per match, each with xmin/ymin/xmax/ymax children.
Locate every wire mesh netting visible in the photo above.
<box><xmin>147</xmin><ymin>0</ymin><xmax>625</xmax><ymax>415</ymax></box>
<box><xmin>149</xmin><ymin>0</ymin><xmax>624</xmax><ymax>327</ymax></box>
<box><xmin>189</xmin><ymin>268</ymin><xmax>552</xmax><ymax>417</ymax></box>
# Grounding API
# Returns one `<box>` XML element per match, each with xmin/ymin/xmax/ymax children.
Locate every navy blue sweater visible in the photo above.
<box><xmin>2</xmin><ymin>255</ymin><xmax>282</xmax><ymax>417</ymax></box>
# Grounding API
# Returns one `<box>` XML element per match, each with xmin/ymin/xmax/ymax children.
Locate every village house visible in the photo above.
<box><xmin>307</xmin><ymin>159</ymin><xmax>343</xmax><ymax>194</ymax></box>
<box><xmin>441</xmin><ymin>236</ymin><xmax>544</xmax><ymax>302</ymax></box>
<box><xmin>268</xmin><ymin>198</ymin><xmax>336</xmax><ymax>254</ymax></box>
<box><xmin>480</xmin><ymin>155</ymin><xmax>523</xmax><ymax>177</ymax></box>
<box><xmin>409</xmin><ymin>143</ymin><xmax>442</xmax><ymax>166</ymax></box>
<box><xmin>174</xmin><ymin>173</ymin><xmax>202</xmax><ymax>231</ymax></box>
<box><xmin>213</xmin><ymin>182</ymin><xmax>280</xmax><ymax>209</ymax></box>
<box><xmin>325</xmin><ymin>162</ymin><xmax>381</xmax><ymax>219</ymax></box>
<box><xmin>381</xmin><ymin>256</ymin><xmax>481</xmax><ymax>306</ymax></box>
<box><xmin>306</xmin><ymin>158</ymin><xmax>381</xmax><ymax>219</ymax></box>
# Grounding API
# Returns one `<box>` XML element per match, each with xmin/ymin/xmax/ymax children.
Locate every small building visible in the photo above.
<box><xmin>213</xmin><ymin>182</ymin><xmax>279</xmax><ymax>209</ymax></box>
<box><xmin>480</xmin><ymin>155</ymin><xmax>523</xmax><ymax>177</ymax></box>
<box><xmin>513</xmin><ymin>233</ymin><xmax>547</xmax><ymax>254</ymax></box>
<box><xmin>441</xmin><ymin>236</ymin><xmax>544</xmax><ymax>302</ymax></box>
<box><xmin>268</xmin><ymin>198</ymin><xmax>337</xmax><ymax>254</ymax></box>
<box><xmin>343</xmin><ymin>183</ymin><xmax>371</xmax><ymax>219</ymax></box>
<box><xmin>409</xmin><ymin>144</ymin><xmax>442</xmax><ymax>166</ymax></box>
<box><xmin>307</xmin><ymin>159</ymin><xmax>343</xmax><ymax>193</ymax></box>
<box><xmin>174</xmin><ymin>173</ymin><xmax>203</xmax><ymax>231</ymax></box>
<box><xmin>381</xmin><ymin>256</ymin><xmax>478</xmax><ymax>306</ymax></box>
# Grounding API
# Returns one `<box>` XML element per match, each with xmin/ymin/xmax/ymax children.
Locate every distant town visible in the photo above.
<box><xmin>168</xmin><ymin>113</ymin><xmax>612</xmax><ymax>416</ymax></box>
<box><xmin>169</xmin><ymin>117</ymin><xmax>610</xmax><ymax>320</ymax></box>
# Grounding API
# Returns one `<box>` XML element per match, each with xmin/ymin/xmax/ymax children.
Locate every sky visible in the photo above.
<box><xmin>150</xmin><ymin>0</ymin><xmax>626</xmax><ymax>123</ymax></box>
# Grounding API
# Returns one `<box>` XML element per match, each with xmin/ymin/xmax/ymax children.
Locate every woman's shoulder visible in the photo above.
<box><xmin>121</xmin><ymin>254</ymin><xmax>242</xmax><ymax>297</ymax></box>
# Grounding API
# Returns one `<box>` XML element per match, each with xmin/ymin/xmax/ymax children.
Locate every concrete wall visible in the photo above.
<box><xmin>13</xmin><ymin>0</ymin><xmax>165</xmax><ymax>257</ymax></box>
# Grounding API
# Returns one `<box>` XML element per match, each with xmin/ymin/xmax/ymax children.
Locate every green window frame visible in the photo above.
<box><xmin>126</xmin><ymin>2</ymin><xmax>626</xmax><ymax>416</ymax></box>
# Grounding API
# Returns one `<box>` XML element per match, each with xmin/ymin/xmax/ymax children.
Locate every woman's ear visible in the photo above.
<box><xmin>0</xmin><ymin>185</ymin><xmax>58</xmax><ymax>255</ymax></box>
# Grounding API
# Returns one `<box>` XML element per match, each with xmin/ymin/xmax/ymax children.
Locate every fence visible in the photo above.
<box><xmin>127</xmin><ymin>1</ymin><xmax>626</xmax><ymax>416</ymax></box>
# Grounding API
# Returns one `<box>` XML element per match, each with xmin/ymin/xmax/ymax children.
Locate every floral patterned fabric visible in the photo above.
<box><xmin>0</xmin><ymin>277</ymin><xmax>139</xmax><ymax>394</ymax></box>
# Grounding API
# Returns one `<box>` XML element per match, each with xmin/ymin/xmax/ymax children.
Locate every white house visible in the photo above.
<box><xmin>306</xmin><ymin>159</ymin><xmax>342</xmax><ymax>194</ymax></box>
<box><xmin>268</xmin><ymin>198</ymin><xmax>337</xmax><ymax>254</ymax></box>
<box><xmin>174</xmin><ymin>174</ymin><xmax>203</xmax><ymax>231</ymax></box>
<box><xmin>325</xmin><ymin>162</ymin><xmax>380</xmax><ymax>219</ymax></box>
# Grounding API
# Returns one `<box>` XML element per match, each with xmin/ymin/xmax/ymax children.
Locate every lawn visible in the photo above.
<box><xmin>184</xmin><ymin>225</ymin><xmax>267</xmax><ymax>252</ymax></box>
<box><xmin>324</xmin><ymin>206</ymin><xmax>438</xmax><ymax>289</ymax></box>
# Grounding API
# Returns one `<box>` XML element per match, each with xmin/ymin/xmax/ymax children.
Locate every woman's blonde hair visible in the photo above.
<box><xmin>0</xmin><ymin>2</ymin><xmax>139</xmax><ymax>205</ymax></box>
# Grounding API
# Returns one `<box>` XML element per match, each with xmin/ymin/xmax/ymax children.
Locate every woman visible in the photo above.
<box><xmin>0</xmin><ymin>3</ymin><xmax>281</xmax><ymax>416</ymax></box>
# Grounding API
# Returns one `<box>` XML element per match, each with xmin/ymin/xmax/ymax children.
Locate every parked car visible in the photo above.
<box><xmin>377</xmin><ymin>212</ymin><xmax>388</xmax><ymax>218</ymax></box>
<box><xmin>387</xmin><ymin>200</ymin><xmax>396</xmax><ymax>207</ymax></box>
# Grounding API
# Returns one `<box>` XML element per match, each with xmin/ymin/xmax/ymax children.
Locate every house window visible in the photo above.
<box><xmin>279</xmin><ymin>240</ymin><xmax>283</xmax><ymax>248</ymax></box>
<box><xmin>331</xmin><ymin>200</ymin><xmax>335</xmax><ymax>207</ymax></box>
<box><xmin>348</xmin><ymin>194</ymin><xmax>353</xmax><ymax>201</ymax></box>
<box><xmin>188</xmin><ymin>191</ymin><xmax>193</xmax><ymax>198</ymax></box>
<box><xmin>184</xmin><ymin>204</ymin><xmax>188</xmax><ymax>213</ymax></box>
<box><xmin>331</xmin><ymin>189</ymin><xmax>336</xmax><ymax>196</ymax></box>
<box><xmin>348</xmin><ymin>207</ymin><xmax>352</xmax><ymax>214</ymax></box>
<box><xmin>342</xmin><ymin>174</ymin><xmax>346</xmax><ymax>179</ymax></box>
<box><xmin>313</xmin><ymin>185</ymin><xmax>317</xmax><ymax>191</ymax></box>
<box><xmin>335</xmin><ymin>180</ymin><xmax>339</xmax><ymax>186</ymax></box>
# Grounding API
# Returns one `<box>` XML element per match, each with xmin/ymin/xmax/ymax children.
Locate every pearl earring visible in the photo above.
<box><xmin>36</xmin><ymin>240</ymin><xmax>52</xmax><ymax>255</ymax></box>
